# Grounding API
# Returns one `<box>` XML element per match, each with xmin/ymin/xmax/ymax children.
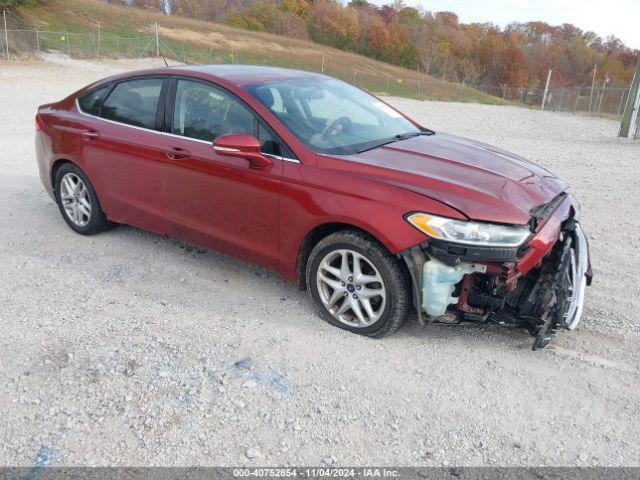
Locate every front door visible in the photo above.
<box><xmin>159</xmin><ymin>78</ymin><xmax>286</xmax><ymax>270</ymax></box>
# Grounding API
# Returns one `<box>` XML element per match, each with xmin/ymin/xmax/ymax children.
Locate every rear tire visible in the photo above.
<box><xmin>306</xmin><ymin>230</ymin><xmax>411</xmax><ymax>337</ymax></box>
<box><xmin>54</xmin><ymin>163</ymin><xmax>109</xmax><ymax>235</ymax></box>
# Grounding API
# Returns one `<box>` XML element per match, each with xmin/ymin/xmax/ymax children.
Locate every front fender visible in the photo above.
<box><xmin>278</xmin><ymin>162</ymin><xmax>460</xmax><ymax>281</ymax></box>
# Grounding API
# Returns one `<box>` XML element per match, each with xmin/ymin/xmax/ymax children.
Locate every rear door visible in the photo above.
<box><xmin>158</xmin><ymin>77</ymin><xmax>292</xmax><ymax>270</ymax></box>
<box><xmin>79</xmin><ymin>76</ymin><xmax>168</xmax><ymax>234</ymax></box>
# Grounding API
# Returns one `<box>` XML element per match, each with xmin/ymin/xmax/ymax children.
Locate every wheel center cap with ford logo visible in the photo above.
<box><xmin>346</xmin><ymin>284</ymin><xmax>355</xmax><ymax>293</ymax></box>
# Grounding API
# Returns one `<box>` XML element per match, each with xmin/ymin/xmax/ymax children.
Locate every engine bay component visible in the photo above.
<box><xmin>421</xmin><ymin>257</ymin><xmax>486</xmax><ymax>317</ymax></box>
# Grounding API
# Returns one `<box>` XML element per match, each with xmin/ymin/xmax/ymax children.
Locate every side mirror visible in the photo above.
<box><xmin>213</xmin><ymin>133</ymin><xmax>273</xmax><ymax>170</ymax></box>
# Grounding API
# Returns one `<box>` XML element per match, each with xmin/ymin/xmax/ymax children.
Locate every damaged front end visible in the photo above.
<box><xmin>400</xmin><ymin>193</ymin><xmax>592</xmax><ymax>350</ymax></box>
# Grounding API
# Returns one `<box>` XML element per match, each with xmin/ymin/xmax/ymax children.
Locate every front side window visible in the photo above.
<box><xmin>101</xmin><ymin>78</ymin><xmax>164</xmax><ymax>130</ymax></box>
<box><xmin>257</xmin><ymin>120</ymin><xmax>293</xmax><ymax>158</ymax></box>
<box><xmin>172</xmin><ymin>80</ymin><xmax>254</xmax><ymax>142</ymax></box>
<box><xmin>172</xmin><ymin>79</ymin><xmax>294</xmax><ymax>158</ymax></box>
<box><xmin>78</xmin><ymin>85</ymin><xmax>110</xmax><ymax>116</ymax></box>
<box><xmin>244</xmin><ymin>77</ymin><xmax>420</xmax><ymax>155</ymax></box>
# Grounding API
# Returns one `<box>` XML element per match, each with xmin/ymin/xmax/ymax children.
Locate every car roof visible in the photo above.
<box><xmin>108</xmin><ymin>65</ymin><xmax>326</xmax><ymax>87</ymax></box>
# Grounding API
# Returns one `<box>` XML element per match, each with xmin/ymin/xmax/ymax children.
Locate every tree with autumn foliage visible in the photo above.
<box><xmin>308</xmin><ymin>1</ymin><xmax>359</xmax><ymax>50</ymax></box>
<box><xmin>112</xmin><ymin>0</ymin><xmax>639</xmax><ymax>88</ymax></box>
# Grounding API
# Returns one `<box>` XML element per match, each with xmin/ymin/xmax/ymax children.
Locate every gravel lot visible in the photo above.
<box><xmin>1</xmin><ymin>55</ymin><xmax>639</xmax><ymax>467</ymax></box>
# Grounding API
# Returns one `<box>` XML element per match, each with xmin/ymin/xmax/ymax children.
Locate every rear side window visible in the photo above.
<box><xmin>78</xmin><ymin>85</ymin><xmax>110</xmax><ymax>116</ymax></box>
<box><xmin>101</xmin><ymin>78</ymin><xmax>164</xmax><ymax>130</ymax></box>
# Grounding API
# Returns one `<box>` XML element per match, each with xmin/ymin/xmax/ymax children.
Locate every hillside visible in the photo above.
<box><xmin>11</xmin><ymin>0</ymin><xmax>505</xmax><ymax>104</ymax></box>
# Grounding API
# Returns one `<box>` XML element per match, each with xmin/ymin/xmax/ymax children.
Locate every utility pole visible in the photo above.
<box><xmin>541</xmin><ymin>69</ymin><xmax>552</xmax><ymax>110</ymax></box>
<box><xmin>96</xmin><ymin>23</ymin><xmax>100</xmax><ymax>59</ymax></box>
<box><xmin>619</xmin><ymin>60</ymin><xmax>640</xmax><ymax>138</ymax></box>
<box><xmin>154</xmin><ymin>22</ymin><xmax>159</xmax><ymax>56</ymax></box>
<box><xmin>3</xmin><ymin>10</ymin><xmax>9</xmax><ymax>60</ymax></box>
<box><xmin>588</xmin><ymin>64</ymin><xmax>597</xmax><ymax>112</ymax></box>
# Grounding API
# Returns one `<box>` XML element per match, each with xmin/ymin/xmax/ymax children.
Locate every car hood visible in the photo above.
<box><xmin>325</xmin><ymin>133</ymin><xmax>566</xmax><ymax>225</ymax></box>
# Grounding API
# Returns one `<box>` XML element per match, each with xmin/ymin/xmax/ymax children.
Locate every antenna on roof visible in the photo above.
<box><xmin>161</xmin><ymin>55</ymin><xmax>169</xmax><ymax>68</ymax></box>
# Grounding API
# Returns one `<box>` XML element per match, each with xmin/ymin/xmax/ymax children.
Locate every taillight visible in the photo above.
<box><xmin>35</xmin><ymin>114</ymin><xmax>44</xmax><ymax>131</ymax></box>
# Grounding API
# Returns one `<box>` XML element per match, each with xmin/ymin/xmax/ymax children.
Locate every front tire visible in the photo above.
<box><xmin>54</xmin><ymin>163</ymin><xmax>109</xmax><ymax>235</ymax></box>
<box><xmin>306</xmin><ymin>230</ymin><xmax>411</xmax><ymax>337</ymax></box>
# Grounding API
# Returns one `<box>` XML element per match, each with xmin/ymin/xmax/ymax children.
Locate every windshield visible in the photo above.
<box><xmin>243</xmin><ymin>77</ymin><xmax>421</xmax><ymax>155</ymax></box>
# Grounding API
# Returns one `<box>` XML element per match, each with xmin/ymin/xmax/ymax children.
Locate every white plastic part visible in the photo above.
<box><xmin>421</xmin><ymin>257</ymin><xmax>485</xmax><ymax>317</ymax></box>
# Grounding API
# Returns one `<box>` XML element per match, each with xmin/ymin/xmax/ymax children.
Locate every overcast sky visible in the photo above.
<box><xmin>369</xmin><ymin>0</ymin><xmax>640</xmax><ymax>49</ymax></box>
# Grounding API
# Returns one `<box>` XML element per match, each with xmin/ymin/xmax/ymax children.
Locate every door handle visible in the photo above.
<box><xmin>82</xmin><ymin>129</ymin><xmax>100</xmax><ymax>140</ymax></box>
<box><xmin>165</xmin><ymin>147</ymin><xmax>191</xmax><ymax>160</ymax></box>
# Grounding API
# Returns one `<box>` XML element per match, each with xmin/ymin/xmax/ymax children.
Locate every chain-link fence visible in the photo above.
<box><xmin>0</xmin><ymin>25</ymin><xmax>634</xmax><ymax>120</ymax></box>
<box><xmin>0</xmin><ymin>29</ymin><xmax>156</xmax><ymax>59</ymax></box>
<box><xmin>469</xmin><ymin>83</ymin><xmax>632</xmax><ymax>116</ymax></box>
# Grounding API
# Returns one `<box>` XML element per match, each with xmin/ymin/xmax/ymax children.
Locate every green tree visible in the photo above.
<box><xmin>0</xmin><ymin>0</ymin><xmax>40</xmax><ymax>9</ymax></box>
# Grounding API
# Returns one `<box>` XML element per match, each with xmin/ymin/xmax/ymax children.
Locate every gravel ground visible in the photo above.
<box><xmin>1</xmin><ymin>55</ymin><xmax>639</xmax><ymax>467</ymax></box>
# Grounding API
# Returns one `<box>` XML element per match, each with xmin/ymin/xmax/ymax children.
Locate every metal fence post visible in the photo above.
<box><xmin>3</xmin><ymin>10</ymin><xmax>9</xmax><ymax>60</ymax></box>
<box><xmin>617</xmin><ymin>88</ymin><xmax>628</xmax><ymax>115</ymax></box>
<box><xmin>588</xmin><ymin>65</ymin><xmax>597</xmax><ymax>112</ymax></box>
<box><xmin>541</xmin><ymin>69</ymin><xmax>552</xmax><ymax>110</ymax></box>
<box><xmin>96</xmin><ymin>23</ymin><xmax>100</xmax><ymax>59</ymax></box>
<box><xmin>154</xmin><ymin>22</ymin><xmax>159</xmax><ymax>56</ymax></box>
<box><xmin>36</xmin><ymin>30</ymin><xmax>40</xmax><ymax>52</ymax></box>
<box><xmin>620</xmin><ymin>61</ymin><xmax>640</xmax><ymax>138</ymax></box>
<box><xmin>66</xmin><ymin>32</ymin><xmax>71</xmax><ymax>57</ymax></box>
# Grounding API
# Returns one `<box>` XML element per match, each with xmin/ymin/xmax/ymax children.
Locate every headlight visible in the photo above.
<box><xmin>406</xmin><ymin>213</ymin><xmax>531</xmax><ymax>248</ymax></box>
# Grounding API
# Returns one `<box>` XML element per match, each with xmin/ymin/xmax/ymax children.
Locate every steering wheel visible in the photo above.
<box><xmin>321</xmin><ymin>116</ymin><xmax>352</xmax><ymax>140</ymax></box>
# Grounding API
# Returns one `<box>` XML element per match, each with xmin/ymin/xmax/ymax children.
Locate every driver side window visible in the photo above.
<box><xmin>172</xmin><ymin>80</ymin><xmax>255</xmax><ymax>142</ymax></box>
<box><xmin>172</xmin><ymin>79</ymin><xmax>295</xmax><ymax>159</ymax></box>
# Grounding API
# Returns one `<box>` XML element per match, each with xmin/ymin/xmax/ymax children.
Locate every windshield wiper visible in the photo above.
<box><xmin>356</xmin><ymin>129</ymin><xmax>435</xmax><ymax>154</ymax></box>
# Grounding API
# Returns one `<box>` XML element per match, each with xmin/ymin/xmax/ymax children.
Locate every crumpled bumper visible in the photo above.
<box><xmin>399</xmin><ymin>193</ymin><xmax>592</xmax><ymax>325</ymax></box>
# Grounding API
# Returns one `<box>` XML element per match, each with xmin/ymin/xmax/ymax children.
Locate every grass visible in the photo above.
<box><xmin>11</xmin><ymin>0</ymin><xmax>507</xmax><ymax>104</ymax></box>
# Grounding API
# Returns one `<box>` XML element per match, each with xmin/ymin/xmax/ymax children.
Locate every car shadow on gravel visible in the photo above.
<box><xmin>398</xmin><ymin>315</ymin><xmax>537</xmax><ymax>349</ymax></box>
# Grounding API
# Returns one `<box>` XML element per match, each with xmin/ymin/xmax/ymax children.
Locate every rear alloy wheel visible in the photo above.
<box><xmin>54</xmin><ymin>163</ymin><xmax>109</xmax><ymax>235</ymax></box>
<box><xmin>59</xmin><ymin>172</ymin><xmax>92</xmax><ymax>227</ymax></box>
<box><xmin>307</xmin><ymin>230</ymin><xmax>411</xmax><ymax>337</ymax></box>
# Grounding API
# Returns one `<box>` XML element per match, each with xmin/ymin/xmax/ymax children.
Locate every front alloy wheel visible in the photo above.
<box><xmin>316</xmin><ymin>249</ymin><xmax>386</xmax><ymax>327</ymax></box>
<box><xmin>307</xmin><ymin>230</ymin><xmax>411</xmax><ymax>337</ymax></box>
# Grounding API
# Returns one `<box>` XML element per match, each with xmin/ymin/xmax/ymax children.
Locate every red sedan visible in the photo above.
<box><xmin>35</xmin><ymin>65</ymin><xmax>592</xmax><ymax>349</ymax></box>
